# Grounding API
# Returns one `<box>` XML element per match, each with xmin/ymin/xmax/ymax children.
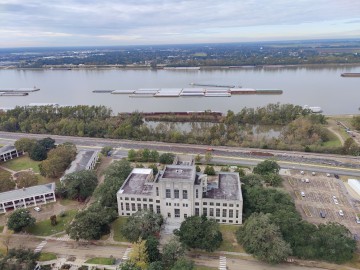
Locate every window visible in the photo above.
<box><xmin>137</xmin><ymin>204</ymin><xmax>141</xmax><ymax>211</ymax></box>
<box><xmin>137</xmin><ymin>198</ymin><xmax>141</xmax><ymax>201</ymax></box>
<box><xmin>216</xmin><ymin>203</ymin><xmax>220</xmax><ymax>206</ymax></box>
<box><xmin>174</xmin><ymin>189</ymin><xmax>179</xmax><ymax>199</ymax></box>
<box><xmin>156</xmin><ymin>200</ymin><xmax>160</xmax><ymax>203</ymax></box>
<box><xmin>236</xmin><ymin>204</ymin><xmax>239</xmax><ymax>207</ymax></box>
<box><xmin>168</xmin><ymin>212</ymin><xmax>171</xmax><ymax>218</ymax></box>
<box><xmin>131</xmin><ymin>203</ymin><xmax>136</xmax><ymax>211</ymax></box>
<box><xmin>121</xmin><ymin>203</ymin><xmax>123</xmax><ymax>210</ymax></box>
<box><xmin>149</xmin><ymin>204</ymin><xmax>154</xmax><ymax>212</ymax></box>
<box><xmin>229</xmin><ymin>209</ymin><xmax>233</xmax><ymax>218</ymax></box>
<box><xmin>195</xmin><ymin>208</ymin><xmax>200</xmax><ymax>216</ymax></box>
<box><xmin>236</xmin><ymin>210</ymin><xmax>239</xmax><ymax>218</ymax></box>
<box><xmin>156</xmin><ymin>187</ymin><xmax>159</xmax><ymax>196</ymax></box>
<box><xmin>183</xmin><ymin>190</ymin><xmax>188</xmax><ymax>199</ymax></box>
<box><xmin>143</xmin><ymin>198</ymin><xmax>147</xmax><ymax>202</ymax></box>
<box><xmin>222</xmin><ymin>209</ymin><xmax>227</xmax><ymax>217</ymax></box>
<box><xmin>125</xmin><ymin>197</ymin><xmax>129</xmax><ymax>201</ymax></box>
<box><xmin>203</xmin><ymin>208</ymin><xmax>207</xmax><ymax>216</ymax></box>
<box><xmin>125</xmin><ymin>203</ymin><xmax>130</xmax><ymax>211</ymax></box>
<box><xmin>183</xmin><ymin>203</ymin><xmax>188</xmax><ymax>207</ymax></box>
<box><xmin>184</xmin><ymin>214</ymin><xmax>188</xmax><ymax>218</ymax></box>
<box><xmin>222</xmin><ymin>219</ymin><xmax>226</xmax><ymax>223</ymax></box>
<box><xmin>149</xmin><ymin>199</ymin><xmax>153</xmax><ymax>202</ymax></box>
<box><xmin>120</xmin><ymin>197</ymin><xmax>123</xmax><ymax>200</ymax></box>
<box><xmin>166</xmin><ymin>189</ymin><xmax>171</xmax><ymax>198</ymax></box>
<box><xmin>131</xmin><ymin>198</ymin><xmax>135</xmax><ymax>201</ymax></box>
<box><xmin>175</xmin><ymin>209</ymin><xmax>180</xmax><ymax>218</ymax></box>
<box><xmin>203</xmin><ymin>202</ymin><xmax>207</xmax><ymax>205</ymax></box>
<box><xmin>210</xmin><ymin>208</ymin><xmax>214</xmax><ymax>216</ymax></box>
<box><xmin>196</xmin><ymin>189</ymin><xmax>199</xmax><ymax>198</ymax></box>
<box><xmin>223</xmin><ymin>203</ymin><xmax>227</xmax><ymax>207</ymax></box>
<box><xmin>195</xmin><ymin>202</ymin><xmax>199</xmax><ymax>206</ymax></box>
<box><xmin>143</xmin><ymin>204</ymin><xmax>147</xmax><ymax>210</ymax></box>
<box><xmin>216</xmin><ymin>208</ymin><xmax>220</xmax><ymax>217</ymax></box>
<box><xmin>156</xmin><ymin>205</ymin><xmax>161</xmax><ymax>214</ymax></box>
<box><xmin>229</xmin><ymin>204</ymin><xmax>234</xmax><ymax>207</ymax></box>
<box><xmin>229</xmin><ymin>220</ymin><xmax>233</xmax><ymax>223</ymax></box>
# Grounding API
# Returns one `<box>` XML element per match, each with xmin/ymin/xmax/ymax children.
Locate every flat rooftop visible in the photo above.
<box><xmin>63</xmin><ymin>150</ymin><xmax>98</xmax><ymax>176</ymax></box>
<box><xmin>161</xmin><ymin>165</ymin><xmax>195</xmax><ymax>181</ymax></box>
<box><xmin>205</xmin><ymin>173</ymin><xmax>241</xmax><ymax>201</ymax></box>
<box><xmin>119</xmin><ymin>168</ymin><xmax>154</xmax><ymax>196</ymax></box>
<box><xmin>0</xmin><ymin>145</ymin><xmax>16</xmax><ymax>155</ymax></box>
<box><xmin>0</xmin><ymin>183</ymin><xmax>55</xmax><ymax>203</ymax></box>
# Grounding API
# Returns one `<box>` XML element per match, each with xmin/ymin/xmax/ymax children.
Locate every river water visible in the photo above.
<box><xmin>0</xmin><ymin>65</ymin><xmax>359</xmax><ymax>115</ymax></box>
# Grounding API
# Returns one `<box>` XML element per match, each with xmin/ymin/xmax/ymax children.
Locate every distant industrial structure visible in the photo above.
<box><xmin>117</xmin><ymin>155</ymin><xmax>243</xmax><ymax>229</ymax></box>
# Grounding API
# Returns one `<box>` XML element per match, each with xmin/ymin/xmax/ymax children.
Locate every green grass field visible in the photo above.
<box><xmin>26</xmin><ymin>209</ymin><xmax>77</xmax><ymax>236</ymax></box>
<box><xmin>85</xmin><ymin>257</ymin><xmax>115</xmax><ymax>265</ymax></box>
<box><xmin>112</xmin><ymin>216</ymin><xmax>128</xmax><ymax>242</ymax></box>
<box><xmin>217</xmin><ymin>224</ymin><xmax>244</xmax><ymax>253</ymax></box>
<box><xmin>2</xmin><ymin>155</ymin><xmax>41</xmax><ymax>173</ymax></box>
<box><xmin>39</xmin><ymin>252</ymin><xmax>57</xmax><ymax>261</ymax></box>
<box><xmin>0</xmin><ymin>169</ymin><xmax>11</xmax><ymax>179</ymax></box>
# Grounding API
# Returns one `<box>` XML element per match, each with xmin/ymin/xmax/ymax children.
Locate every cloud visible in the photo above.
<box><xmin>0</xmin><ymin>0</ymin><xmax>360</xmax><ymax>46</ymax></box>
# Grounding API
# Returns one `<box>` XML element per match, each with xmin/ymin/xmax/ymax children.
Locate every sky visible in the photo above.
<box><xmin>1</xmin><ymin>0</ymin><xmax>360</xmax><ymax>48</ymax></box>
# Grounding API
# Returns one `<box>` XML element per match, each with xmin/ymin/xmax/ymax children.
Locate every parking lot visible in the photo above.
<box><xmin>283</xmin><ymin>170</ymin><xmax>360</xmax><ymax>238</ymax></box>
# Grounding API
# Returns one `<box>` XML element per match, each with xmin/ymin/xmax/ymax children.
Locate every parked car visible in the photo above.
<box><xmin>339</xmin><ymin>210</ymin><xmax>344</xmax><ymax>216</ymax></box>
<box><xmin>334</xmin><ymin>199</ymin><xmax>339</xmax><ymax>205</ymax></box>
<box><xmin>312</xmin><ymin>172</ymin><xmax>316</xmax><ymax>176</ymax></box>
<box><xmin>300</xmin><ymin>171</ymin><xmax>305</xmax><ymax>175</ymax></box>
<box><xmin>334</xmin><ymin>174</ymin><xmax>340</xmax><ymax>179</ymax></box>
<box><xmin>301</xmin><ymin>191</ymin><xmax>305</xmax><ymax>197</ymax></box>
<box><xmin>356</xmin><ymin>216</ymin><xmax>360</xmax><ymax>224</ymax></box>
<box><xmin>34</xmin><ymin>207</ymin><xmax>41</xmax><ymax>212</ymax></box>
<box><xmin>320</xmin><ymin>211</ymin><xmax>326</xmax><ymax>218</ymax></box>
<box><xmin>305</xmin><ymin>179</ymin><xmax>309</xmax><ymax>183</ymax></box>
<box><xmin>326</xmin><ymin>173</ymin><xmax>331</xmax><ymax>177</ymax></box>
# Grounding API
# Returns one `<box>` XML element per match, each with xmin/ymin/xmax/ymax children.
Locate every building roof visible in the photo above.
<box><xmin>0</xmin><ymin>183</ymin><xmax>55</xmax><ymax>203</ymax></box>
<box><xmin>118</xmin><ymin>168</ymin><xmax>154</xmax><ymax>196</ymax></box>
<box><xmin>204</xmin><ymin>173</ymin><xmax>242</xmax><ymax>201</ymax></box>
<box><xmin>160</xmin><ymin>165</ymin><xmax>195</xmax><ymax>182</ymax></box>
<box><xmin>62</xmin><ymin>150</ymin><xmax>98</xmax><ymax>177</ymax></box>
<box><xmin>0</xmin><ymin>145</ymin><xmax>17</xmax><ymax>155</ymax></box>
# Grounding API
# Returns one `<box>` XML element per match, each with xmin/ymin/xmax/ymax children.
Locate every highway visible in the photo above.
<box><xmin>0</xmin><ymin>131</ymin><xmax>359</xmax><ymax>177</ymax></box>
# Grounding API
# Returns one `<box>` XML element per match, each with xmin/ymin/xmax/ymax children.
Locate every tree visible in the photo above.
<box><xmin>174</xmin><ymin>215</ymin><xmax>222</xmax><ymax>252</ymax></box>
<box><xmin>145</xmin><ymin>236</ymin><xmax>161</xmax><ymax>263</ymax></box>
<box><xmin>342</xmin><ymin>138</ymin><xmax>360</xmax><ymax>156</ymax></box>
<box><xmin>236</xmin><ymin>213</ymin><xmax>292</xmax><ymax>264</ymax></box>
<box><xmin>101</xmin><ymin>146</ymin><xmax>113</xmax><ymax>156</ymax></box>
<box><xmin>264</xmin><ymin>173</ymin><xmax>283</xmax><ymax>187</ymax></box>
<box><xmin>14</xmin><ymin>138</ymin><xmax>36</xmax><ymax>153</ymax></box>
<box><xmin>234</xmin><ymin>167</ymin><xmax>245</xmax><ymax>177</ymax></box>
<box><xmin>0</xmin><ymin>173</ymin><xmax>15</xmax><ymax>192</ymax></box>
<box><xmin>253</xmin><ymin>160</ymin><xmax>280</xmax><ymax>175</ymax></box>
<box><xmin>148</xmin><ymin>164</ymin><xmax>158</xmax><ymax>175</ymax></box>
<box><xmin>62</xmin><ymin>170</ymin><xmax>98</xmax><ymax>201</ymax></box>
<box><xmin>128</xmin><ymin>149</ymin><xmax>137</xmax><ymax>161</ymax></box>
<box><xmin>129</xmin><ymin>239</ymin><xmax>149</xmax><ymax>269</ymax></box>
<box><xmin>38</xmin><ymin>137</ymin><xmax>56</xmax><ymax>150</ymax></box>
<box><xmin>66</xmin><ymin>205</ymin><xmax>116</xmax><ymax>241</ymax></box>
<box><xmin>16</xmin><ymin>171</ymin><xmax>38</xmax><ymax>188</ymax></box>
<box><xmin>0</xmin><ymin>248</ymin><xmax>40</xmax><ymax>270</ymax></box>
<box><xmin>159</xmin><ymin>153</ymin><xmax>175</xmax><ymax>164</ymax></box>
<box><xmin>195</xmin><ymin>165</ymin><xmax>201</xmax><ymax>172</ymax></box>
<box><xmin>121</xmin><ymin>210</ymin><xmax>164</xmax><ymax>242</ymax></box>
<box><xmin>162</xmin><ymin>237</ymin><xmax>185</xmax><ymax>270</ymax></box>
<box><xmin>119</xmin><ymin>261</ymin><xmax>142</xmax><ymax>270</ymax></box>
<box><xmin>204</xmin><ymin>165</ymin><xmax>215</xmax><ymax>176</ymax></box>
<box><xmin>149</xmin><ymin>150</ymin><xmax>159</xmax><ymax>162</ymax></box>
<box><xmin>50</xmin><ymin>215</ymin><xmax>57</xmax><ymax>226</ymax></box>
<box><xmin>171</xmin><ymin>258</ymin><xmax>194</xmax><ymax>270</ymax></box>
<box><xmin>7</xmin><ymin>209</ymin><xmax>36</xmax><ymax>232</ymax></box>
<box><xmin>204</xmin><ymin>152</ymin><xmax>212</xmax><ymax>164</ymax></box>
<box><xmin>194</xmin><ymin>154</ymin><xmax>202</xmax><ymax>163</ymax></box>
<box><xmin>28</xmin><ymin>142</ymin><xmax>47</xmax><ymax>161</ymax></box>
<box><xmin>1</xmin><ymin>231</ymin><xmax>12</xmax><ymax>254</ymax></box>
<box><xmin>148</xmin><ymin>261</ymin><xmax>164</xmax><ymax>270</ymax></box>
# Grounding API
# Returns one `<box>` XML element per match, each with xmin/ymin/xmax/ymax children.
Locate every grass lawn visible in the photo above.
<box><xmin>39</xmin><ymin>252</ymin><xmax>57</xmax><ymax>261</ymax></box>
<box><xmin>0</xmin><ymin>169</ymin><xmax>11</xmax><ymax>179</ymax></box>
<box><xmin>85</xmin><ymin>257</ymin><xmax>115</xmax><ymax>265</ymax></box>
<box><xmin>217</xmin><ymin>224</ymin><xmax>244</xmax><ymax>253</ymax></box>
<box><xmin>112</xmin><ymin>217</ymin><xmax>128</xmax><ymax>242</ymax></box>
<box><xmin>2</xmin><ymin>155</ymin><xmax>40</xmax><ymax>173</ymax></box>
<box><xmin>26</xmin><ymin>209</ymin><xmax>77</xmax><ymax>236</ymax></box>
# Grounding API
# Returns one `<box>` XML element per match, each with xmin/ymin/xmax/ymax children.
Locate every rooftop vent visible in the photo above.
<box><xmin>175</xmin><ymin>169</ymin><xmax>183</xmax><ymax>174</ymax></box>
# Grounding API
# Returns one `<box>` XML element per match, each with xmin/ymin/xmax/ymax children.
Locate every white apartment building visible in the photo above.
<box><xmin>117</xmin><ymin>158</ymin><xmax>243</xmax><ymax>225</ymax></box>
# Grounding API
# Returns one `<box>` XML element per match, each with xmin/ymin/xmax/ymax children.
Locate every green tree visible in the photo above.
<box><xmin>29</xmin><ymin>142</ymin><xmax>47</xmax><ymax>161</ymax></box>
<box><xmin>171</xmin><ymin>258</ymin><xmax>194</xmax><ymax>270</ymax></box>
<box><xmin>174</xmin><ymin>215</ymin><xmax>222</xmax><ymax>252</ymax></box>
<box><xmin>149</xmin><ymin>150</ymin><xmax>160</xmax><ymax>162</ymax></box>
<box><xmin>148</xmin><ymin>164</ymin><xmax>159</xmax><ymax>175</ymax></box>
<box><xmin>128</xmin><ymin>149</ymin><xmax>137</xmax><ymax>161</ymax></box>
<box><xmin>7</xmin><ymin>209</ymin><xmax>36</xmax><ymax>232</ymax></box>
<box><xmin>0</xmin><ymin>248</ymin><xmax>40</xmax><ymax>270</ymax></box>
<box><xmin>129</xmin><ymin>239</ymin><xmax>149</xmax><ymax>269</ymax></box>
<box><xmin>194</xmin><ymin>154</ymin><xmax>202</xmax><ymax>163</ymax></box>
<box><xmin>121</xmin><ymin>210</ymin><xmax>164</xmax><ymax>242</ymax></box>
<box><xmin>159</xmin><ymin>153</ymin><xmax>175</xmax><ymax>164</ymax></box>
<box><xmin>148</xmin><ymin>261</ymin><xmax>164</xmax><ymax>270</ymax></box>
<box><xmin>264</xmin><ymin>173</ymin><xmax>283</xmax><ymax>187</ymax></box>
<box><xmin>0</xmin><ymin>173</ymin><xmax>15</xmax><ymax>192</ymax></box>
<box><xmin>62</xmin><ymin>170</ymin><xmax>98</xmax><ymax>201</ymax></box>
<box><xmin>37</xmin><ymin>137</ymin><xmax>56</xmax><ymax>150</ymax></box>
<box><xmin>237</xmin><ymin>213</ymin><xmax>292</xmax><ymax>264</ymax></box>
<box><xmin>119</xmin><ymin>261</ymin><xmax>142</xmax><ymax>270</ymax></box>
<box><xmin>234</xmin><ymin>167</ymin><xmax>245</xmax><ymax>177</ymax></box>
<box><xmin>195</xmin><ymin>165</ymin><xmax>201</xmax><ymax>172</ymax></box>
<box><xmin>145</xmin><ymin>236</ymin><xmax>161</xmax><ymax>263</ymax></box>
<box><xmin>14</xmin><ymin>138</ymin><xmax>36</xmax><ymax>153</ymax></box>
<box><xmin>204</xmin><ymin>152</ymin><xmax>212</xmax><ymax>164</ymax></box>
<box><xmin>16</xmin><ymin>171</ymin><xmax>38</xmax><ymax>188</ymax></box>
<box><xmin>253</xmin><ymin>160</ymin><xmax>280</xmax><ymax>175</ymax></box>
<box><xmin>204</xmin><ymin>165</ymin><xmax>215</xmax><ymax>176</ymax></box>
<box><xmin>162</xmin><ymin>237</ymin><xmax>185</xmax><ymax>270</ymax></box>
<box><xmin>101</xmin><ymin>146</ymin><xmax>113</xmax><ymax>156</ymax></box>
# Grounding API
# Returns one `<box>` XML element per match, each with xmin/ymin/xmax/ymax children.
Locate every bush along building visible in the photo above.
<box><xmin>117</xmin><ymin>155</ymin><xmax>243</xmax><ymax>229</ymax></box>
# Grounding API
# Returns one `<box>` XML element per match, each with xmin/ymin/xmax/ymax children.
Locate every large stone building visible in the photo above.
<box><xmin>117</xmin><ymin>156</ymin><xmax>243</xmax><ymax>226</ymax></box>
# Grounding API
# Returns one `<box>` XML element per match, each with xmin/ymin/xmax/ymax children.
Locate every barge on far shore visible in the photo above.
<box><xmin>341</xmin><ymin>73</ymin><xmax>360</xmax><ymax>77</ymax></box>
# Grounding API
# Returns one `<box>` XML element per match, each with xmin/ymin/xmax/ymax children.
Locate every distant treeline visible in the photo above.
<box><xmin>0</xmin><ymin>103</ymin><xmax>353</xmax><ymax>154</ymax></box>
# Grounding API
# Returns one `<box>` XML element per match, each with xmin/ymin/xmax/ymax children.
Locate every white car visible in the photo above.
<box><xmin>312</xmin><ymin>172</ymin><xmax>316</xmax><ymax>176</ymax></box>
<box><xmin>356</xmin><ymin>217</ymin><xmax>360</xmax><ymax>224</ymax></box>
<box><xmin>326</xmin><ymin>173</ymin><xmax>331</xmax><ymax>177</ymax></box>
<box><xmin>301</xmin><ymin>191</ymin><xmax>305</xmax><ymax>197</ymax></box>
<box><xmin>300</xmin><ymin>171</ymin><xmax>305</xmax><ymax>175</ymax></box>
<box><xmin>339</xmin><ymin>210</ymin><xmax>344</xmax><ymax>216</ymax></box>
<box><xmin>332</xmin><ymin>195</ymin><xmax>337</xmax><ymax>199</ymax></box>
<box><xmin>34</xmin><ymin>207</ymin><xmax>41</xmax><ymax>212</ymax></box>
<box><xmin>305</xmin><ymin>179</ymin><xmax>309</xmax><ymax>183</ymax></box>
<box><xmin>334</xmin><ymin>199</ymin><xmax>339</xmax><ymax>205</ymax></box>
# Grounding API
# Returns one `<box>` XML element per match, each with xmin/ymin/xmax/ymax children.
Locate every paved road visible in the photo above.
<box><xmin>0</xmin><ymin>131</ymin><xmax>359</xmax><ymax>176</ymax></box>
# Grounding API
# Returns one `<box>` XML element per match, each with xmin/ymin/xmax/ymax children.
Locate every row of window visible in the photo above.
<box><xmin>202</xmin><ymin>202</ymin><xmax>240</xmax><ymax>207</ymax></box>
<box><xmin>165</xmin><ymin>189</ymin><xmax>188</xmax><ymax>199</ymax></box>
<box><xmin>195</xmin><ymin>208</ymin><xmax>240</xmax><ymax>218</ymax></box>
<box><xmin>121</xmin><ymin>197</ymin><xmax>154</xmax><ymax>202</ymax></box>
<box><xmin>121</xmin><ymin>203</ymin><xmax>161</xmax><ymax>214</ymax></box>
<box><xmin>166</xmin><ymin>202</ymin><xmax>189</xmax><ymax>207</ymax></box>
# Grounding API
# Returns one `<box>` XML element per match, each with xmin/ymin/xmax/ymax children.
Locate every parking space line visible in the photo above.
<box><xmin>302</xmin><ymin>205</ymin><xmax>312</xmax><ymax>217</ymax></box>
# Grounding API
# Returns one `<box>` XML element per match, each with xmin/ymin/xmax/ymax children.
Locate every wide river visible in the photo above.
<box><xmin>0</xmin><ymin>65</ymin><xmax>360</xmax><ymax>115</ymax></box>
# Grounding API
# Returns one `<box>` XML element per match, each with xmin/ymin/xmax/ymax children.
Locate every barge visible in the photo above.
<box><xmin>341</xmin><ymin>73</ymin><xmax>360</xmax><ymax>77</ymax></box>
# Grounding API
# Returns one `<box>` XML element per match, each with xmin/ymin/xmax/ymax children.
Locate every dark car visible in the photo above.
<box><xmin>334</xmin><ymin>174</ymin><xmax>340</xmax><ymax>179</ymax></box>
<box><xmin>320</xmin><ymin>211</ymin><xmax>326</xmax><ymax>218</ymax></box>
